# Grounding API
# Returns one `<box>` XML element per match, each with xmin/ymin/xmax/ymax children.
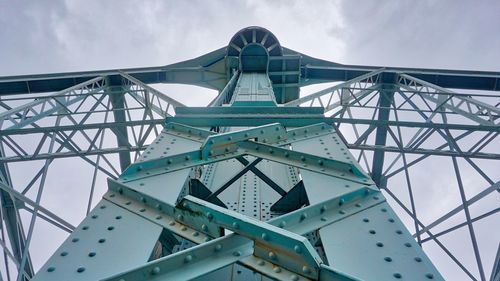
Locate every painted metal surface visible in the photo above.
<box><xmin>0</xmin><ymin>26</ymin><xmax>497</xmax><ymax>281</ymax></box>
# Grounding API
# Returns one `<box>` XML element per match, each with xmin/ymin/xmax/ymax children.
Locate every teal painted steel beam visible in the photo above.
<box><xmin>370</xmin><ymin>84</ymin><xmax>396</xmax><ymax>186</ymax></box>
<box><xmin>108</xmin><ymin>85</ymin><xmax>132</xmax><ymax>172</ymax></box>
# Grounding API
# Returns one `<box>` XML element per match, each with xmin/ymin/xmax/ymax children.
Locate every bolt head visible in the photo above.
<box><xmin>152</xmin><ymin>266</ymin><xmax>161</xmax><ymax>275</ymax></box>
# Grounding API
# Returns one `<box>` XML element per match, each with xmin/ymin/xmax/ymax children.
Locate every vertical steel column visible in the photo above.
<box><xmin>108</xmin><ymin>84</ymin><xmax>132</xmax><ymax>172</ymax></box>
<box><xmin>0</xmin><ymin>147</ymin><xmax>34</xmax><ymax>279</ymax></box>
<box><xmin>370</xmin><ymin>84</ymin><xmax>396</xmax><ymax>186</ymax></box>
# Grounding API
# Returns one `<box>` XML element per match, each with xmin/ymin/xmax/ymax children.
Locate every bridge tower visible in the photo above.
<box><xmin>0</xmin><ymin>26</ymin><xmax>498</xmax><ymax>281</ymax></box>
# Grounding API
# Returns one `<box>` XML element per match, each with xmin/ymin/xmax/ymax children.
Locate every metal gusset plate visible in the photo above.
<box><xmin>32</xmin><ymin>200</ymin><xmax>163</xmax><ymax>281</ymax></box>
<box><xmin>318</xmin><ymin>201</ymin><xmax>444</xmax><ymax>281</ymax></box>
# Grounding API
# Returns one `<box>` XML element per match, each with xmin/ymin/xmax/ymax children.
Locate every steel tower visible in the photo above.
<box><xmin>0</xmin><ymin>26</ymin><xmax>498</xmax><ymax>281</ymax></box>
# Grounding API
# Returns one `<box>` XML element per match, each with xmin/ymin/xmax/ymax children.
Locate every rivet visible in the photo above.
<box><xmin>300</xmin><ymin>213</ymin><xmax>307</xmax><ymax>221</ymax></box>
<box><xmin>115</xmin><ymin>216</ymin><xmax>122</xmax><ymax>220</ymax></box>
<box><xmin>98</xmin><ymin>238</ymin><xmax>106</xmax><ymax>243</ymax></box>
<box><xmin>181</xmin><ymin>226</ymin><xmax>187</xmax><ymax>231</ymax></box>
<box><xmin>339</xmin><ymin>210</ymin><xmax>346</xmax><ymax>215</ymax></box>
<box><xmin>393</xmin><ymin>273</ymin><xmax>402</xmax><ymax>279</ymax></box>
<box><xmin>88</xmin><ymin>252</ymin><xmax>96</xmax><ymax>257</ymax></box>
<box><xmin>92</xmin><ymin>215</ymin><xmax>98</xmax><ymax>219</ymax></box>
<box><xmin>369</xmin><ymin>230</ymin><xmax>376</xmax><ymax>234</ymax></box>
<box><xmin>60</xmin><ymin>251</ymin><xmax>68</xmax><ymax>256</ymax></box>
<box><xmin>261</xmin><ymin>233</ymin><xmax>269</xmax><ymax>240</ymax></box>
<box><xmin>284</xmin><ymin>152</ymin><xmax>289</xmax><ymax>157</ymax></box>
<box><xmin>77</xmin><ymin>267</ymin><xmax>85</xmax><ymax>273</ymax></box>
<box><xmin>373</xmin><ymin>196</ymin><xmax>379</xmax><ymax>200</ymax></box>
<box><xmin>232</xmin><ymin>222</ymin><xmax>240</xmax><ymax>229</ymax></box>
<box><xmin>396</xmin><ymin>230</ymin><xmax>403</xmax><ymax>235</ymax></box>
<box><xmin>426</xmin><ymin>273</ymin><xmax>434</xmax><ymax>279</ymax></box>
<box><xmin>201</xmin><ymin>224</ymin><xmax>208</xmax><ymax>231</ymax></box>
<box><xmin>193</xmin><ymin>232</ymin><xmax>199</xmax><ymax>237</ymax></box>
<box><xmin>384</xmin><ymin>257</ymin><xmax>392</xmax><ymax>262</ymax></box>
<box><xmin>415</xmin><ymin>257</ymin><xmax>422</xmax><ymax>262</ymax></box>
<box><xmin>82</xmin><ymin>226</ymin><xmax>89</xmax><ymax>230</ymax></box>
<box><xmin>321</xmin><ymin>217</ymin><xmax>327</xmax><ymax>221</ymax></box>
<box><xmin>274</xmin><ymin>267</ymin><xmax>282</xmax><ymax>273</ymax></box>
<box><xmin>376</xmin><ymin>242</ymin><xmax>384</xmax><ymax>247</ymax></box>
<box><xmin>206</xmin><ymin>212</ymin><xmax>214</xmax><ymax>221</ymax></box>
<box><xmin>214</xmin><ymin>244</ymin><xmax>223</xmax><ymax>252</ymax></box>
<box><xmin>291</xmin><ymin>274</ymin><xmax>299</xmax><ymax>281</ymax></box>
<box><xmin>320</xmin><ymin>205</ymin><xmax>327</xmax><ymax>213</ymax></box>
<box><xmin>279</xmin><ymin>221</ymin><xmax>286</xmax><ymax>228</ymax></box>
<box><xmin>318</xmin><ymin>160</ymin><xmax>324</xmax><ymax>166</ymax></box>
<box><xmin>233</xmin><ymin>251</ymin><xmax>241</xmax><ymax>257</ymax></box>
<box><xmin>294</xmin><ymin>245</ymin><xmax>302</xmax><ymax>254</ymax></box>
<box><xmin>72</xmin><ymin>238</ymin><xmax>79</xmax><ymax>243</ymax></box>
<box><xmin>269</xmin><ymin>148</ymin><xmax>274</xmax><ymax>154</ymax></box>
<box><xmin>302</xmin><ymin>266</ymin><xmax>311</xmax><ymax>274</ymax></box>
<box><xmin>339</xmin><ymin>198</ymin><xmax>345</xmax><ymax>206</ymax></box>
<box><xmin>156</xmin><ymin>215</ymin><xmax>162</xmax><ymax>220</ymax></box>
<box><xmin>363</xmin><ymin>218</ymin><xmax>370</xmax><ymax>222</ymax></box>
<box><xmin>177</xmin><ymin>214</ymin><xmax>184</xmax><ymax>221</ymax></box>
<box><xmin>268</xmin><ymin>251</ymin><xmax>276</xmax><ymax>260</ymax></box>
<box><xmin>227</xmin><ymin>136</ymin><xmax>232</xmax><ymax>141</ymax></box>
<box><xmin>185</xmin><ymin>155</ymin><xmax>190</xmax><ymax>161</ymax></box>
<box><xmin>257</xmin><ymin>259</ymin><xmax>265</xmax><ymax>266</ymax></box>
<box><xmin>404</xmin><ymin>242</ymin><xmax>412</xmax><ymax>248</ymax></box>
<box><xmin>107</xmin><ymin>226</ymin><xmax>114</xmax><ymax>231</ymax></box>
<box><xmin>47</xmin><ymin>267</ymin><xmax>55</xmax><ymax>272</ymax></box>
<box><xmin>301</xmin><ymin>156</ymin><xmax>306</xmax><ymax>162</ymax></box>
<box><xmin>169</xmin><ymin>221</ymin><xmax>176</xmax><ymax>226</ymax></box>
<box><xmin>184</xmin><ymin>255</ymin><xmax>193</xmax><ymax>263</ymax></box>
<box><xmin>355</xmin><ymin>203</ymin><xmax>362</xmax><ymax>207</ymax></box>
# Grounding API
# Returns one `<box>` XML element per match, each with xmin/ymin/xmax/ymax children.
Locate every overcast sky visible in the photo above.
<box><xmin>0</xmin><ymin>0</ymin><xmax>499</xmax><ymax>280</ymax></box>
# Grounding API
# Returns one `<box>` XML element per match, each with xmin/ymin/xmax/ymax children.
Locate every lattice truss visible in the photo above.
<box><xmin>286</xmin><ymin>70</ymin><xmax>500</xmax><ymax>281</ymax></box>
<box><xmin>0</xmin><ymin>69</ymin><xmax>498</xmax><ymax>281</ymax></box>
<box><xmin>0</xmin><ymin>73</ymin><xmax>182</xmax><ymax>280</ymax></box>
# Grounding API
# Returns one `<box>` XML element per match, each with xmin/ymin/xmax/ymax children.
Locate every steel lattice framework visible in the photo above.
<box><xmin>0</xmin><ymin>26</ymin><xmax>498</xmax><ymax>281</ymax></box>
